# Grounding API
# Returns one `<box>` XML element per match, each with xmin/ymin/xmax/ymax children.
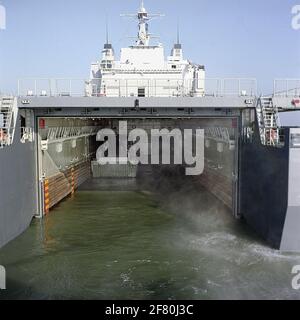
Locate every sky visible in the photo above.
<box><xmin>0</xmin><ymin>0</ymin><xmax>300</xmax><ymax>95</ymax></box>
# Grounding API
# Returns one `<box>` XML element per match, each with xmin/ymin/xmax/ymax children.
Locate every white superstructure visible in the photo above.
<box><xmin>86</xmin><ymin>1</ymin><xmax>205</xmax><ymax>98</ymax></box>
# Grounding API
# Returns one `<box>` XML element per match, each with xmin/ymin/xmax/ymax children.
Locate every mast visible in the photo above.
<box><xmin>121</xmin><ymin>1</ymin><xmax>164</xmax><ymax>47</ymax></box>
<box><xmin>177</xmin><ymin>20</ymin><xmax>180</xmax><ymax>45</ymax></box>
<box><xmin>170</xmin><ymin>20</ymin><xmax>183</xmax><ymax>61</ymax></box>
<box><xmin>137</xmin><ymin>1</ymin><xmax>150</xmax><ymax>46</ymax></box>
<box><xmin>106</xmin><ymin>16</ymin><xmax>109</xmax><ymax>44</ymax></box>
<box><xmin>101</xmin><ymin>18</ymin><xmax>115</xmax><ymax>68</ymax></box>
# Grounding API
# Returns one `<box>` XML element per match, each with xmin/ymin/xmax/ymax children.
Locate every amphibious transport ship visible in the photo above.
<box><xmin>1</xmin><ymin>2</ymin><xmax>300</xmax><ymax>252</ymax></box>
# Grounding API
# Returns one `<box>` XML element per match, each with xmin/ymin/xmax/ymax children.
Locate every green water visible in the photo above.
<box><xmin>0</xmin><ymin>179</ymin><xmax>300</xmax><ymax>300</ymax></box>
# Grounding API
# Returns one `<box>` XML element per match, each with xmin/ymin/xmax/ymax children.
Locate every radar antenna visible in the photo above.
<box><xmin>121</xmin><ymin>1</ymin><xmax>164</xmax><ymax>46</ymax></box>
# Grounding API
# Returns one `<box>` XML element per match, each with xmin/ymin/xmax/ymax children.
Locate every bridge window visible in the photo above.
<box><xmin>138</xmin><ymin>88</ymin><xmax>146</xmax><ymax>97</ymax></box>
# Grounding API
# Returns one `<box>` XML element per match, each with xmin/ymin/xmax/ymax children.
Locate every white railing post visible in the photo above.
<box><xmin>220</xmin><ymin>78</ymin><xmax>223</xmax><ymax>96</ymax></box>
<box><xmin>15</xmin><ymin>77</ymin><xmax>264</xmax><ymax>98</ymax></box>
<box><xmin>55</xmin><ymin>79</ymin><xmax>58</xmax><ymax>97</ymax></box>
<box><xmin>69</xmin><ymin>79</ymin><xmax>72</xmax><ymax>96</ymax></box>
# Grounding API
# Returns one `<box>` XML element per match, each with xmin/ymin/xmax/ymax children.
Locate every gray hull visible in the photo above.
<box><xmin>0</xmin><ymin>111</ymin><xmax>37</xmax><ymax>248</ymax></box>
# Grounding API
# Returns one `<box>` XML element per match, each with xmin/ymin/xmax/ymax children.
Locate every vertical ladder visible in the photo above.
<box><xmin>256</xmin><ymin>96</ymin><xmax>281</xmax><ymax>146</ymax></box>
<box><xmin>0</xmin><ymin>96</ymin><xmax>15</xmax><ymax>148</ymax></box>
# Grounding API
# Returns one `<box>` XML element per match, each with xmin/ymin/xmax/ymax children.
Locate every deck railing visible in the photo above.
<box><xmin>17</xmin><ymin>78</ymin><xmax>257</xmax><ymax>98</ymax></box>
<box><xmin>20</xmin><ymin>127</ymin><xmax>34</xmax><ymax>143</ymax></box>
<box><xmin>273</xmin><ymin>79</ymin><xmax>300</xmax><ymax>97</ymax></box>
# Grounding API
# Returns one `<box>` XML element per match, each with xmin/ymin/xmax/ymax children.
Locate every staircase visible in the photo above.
<box><xmin>256</xmin><ymin>96</ymin><xmax>281</xmax><ymax>146</ymax></box>
<box><xmin>0</xmin><ymin>96</ymin><xmax>15</xmax><ymax>148</ymax></box>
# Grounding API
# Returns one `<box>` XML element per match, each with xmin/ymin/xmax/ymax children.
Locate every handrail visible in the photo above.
<box><xmin>273</xmin><ymin>79</ymin><xmax>300</xmax><ymax>97</ymax></box>
<box><xmin>205</xmin><ymin>127</ymin><xmax>235</xmax><ymax>143</ymax></box>
<box><xmin>20</xmin><ymin>127</ymin><xmax>34</xmax><ymax>144</ymax></box>
<box><xmin>0</xmin><ymin>96</ymin><xmax>16</xmax><ymax>148</ymax></box>
<box><xmin>255</xmin><ymin>97</ymin><xmax>283</xmax><ymax>147</ymax></box>
<box><xmin>40</xmin><ymin>126</ymin><xmax>99</xmax><ymax>144</ymax></box>
<box><xmin>17</xmin><ymin>77</ymin><xmax>257</xmax><ymax>98</ymax></box>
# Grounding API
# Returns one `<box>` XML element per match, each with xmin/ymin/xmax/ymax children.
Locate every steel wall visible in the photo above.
<box><xmin>239</xmin><ymin>128</ymin><xmax>290</xmax><ymax>249</ymax></box>
<box><xmin>280</xmin><ymin>128</ymin><xmax>300</xmax><ymax>251</ymax></box>
<box><xmin>0</xmin><ymin>113</ymin><xmax>37</xmax><ymax>248</ymax></box>
<box><xmin>43</xmin><ymin>161</ymin><xmax>91</xmax><ymax>213</ymax></box>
